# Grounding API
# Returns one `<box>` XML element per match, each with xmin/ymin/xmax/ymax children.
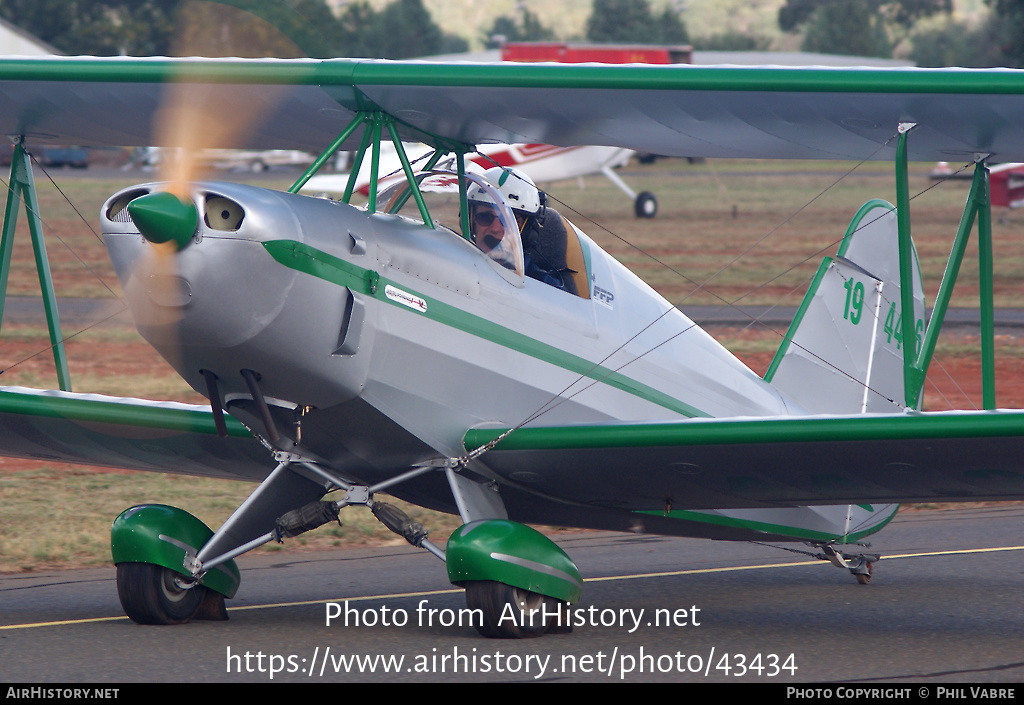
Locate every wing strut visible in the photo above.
<box><xmin>457</xmin><ymin>147</ymin><xmax>471</xmax><ymax>240</ymax></box>
<box><xmin>344</xmin><ymin>113</ymin><xmax>375</xmax><ymax>203</ymax></box>
<box><xmin>385</xmin><ymin>117</ymin><xmax>434</xmax><ymax>228</ymax></box>
<box><xmin>895</xmin><ymin>123</ymin><xmax>918</xmax><ymax>409</ymax></box>
<box><xmin>300</xmin><ymin>109</ymin><xmax>454</xmax><ymax>228</ymax></box>
<box><xmin>896</xmin><ymin>124</ymin><xmax>996</xmax><ymax>408</ymax></box>
<box><xmin>0</xmin><ymin>139</ymin><xmax>71</xmax><ymax>391</ymax></box>
<box><xmin>912</xmin><ymin>157</ymin><xmax>995</xmax><ymax>407</ymax></box>
<box><xmin>288</xmin><ymin>112</ymin><xmax>366</xmax><ymax>195</ymax></box>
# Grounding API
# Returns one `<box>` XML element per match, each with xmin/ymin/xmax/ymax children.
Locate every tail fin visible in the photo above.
<box><xmin>765</xmin><ymin>200</ymin><xmax>926</xmax><ymax>414</ymax></box>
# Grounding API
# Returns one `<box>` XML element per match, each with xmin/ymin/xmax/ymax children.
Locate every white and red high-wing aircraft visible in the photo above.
<box><xmin>0</xmin><ymin>57</ymin><xmax>1022</xmax><ymax>637</ymax></box>
<box><xmin>299</xmin><ymin>140</ymin><xmax>657</xmax><ymax>217</ymax></box>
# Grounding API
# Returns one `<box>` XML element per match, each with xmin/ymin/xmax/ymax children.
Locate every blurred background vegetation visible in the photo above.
<box><xmin>0</xmin><ymin>0</ymin><xmax>1021</xmax><ymax>67</ymax></box>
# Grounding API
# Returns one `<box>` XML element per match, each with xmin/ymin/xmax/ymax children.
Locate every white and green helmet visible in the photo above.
<box><xmin>468</xmin><ymin>166</ymin><xmax>541</xmax><ymax>215</ymax></box>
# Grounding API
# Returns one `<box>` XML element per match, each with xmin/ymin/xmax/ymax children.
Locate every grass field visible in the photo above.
<box><xmin>1</xmin><ymin>156</ymin><xmax>1021</xmax><ymax>573</ymax></box>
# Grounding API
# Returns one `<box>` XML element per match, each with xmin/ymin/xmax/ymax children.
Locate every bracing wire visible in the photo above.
<box><xmin>0</xmin><ymin>151</ymin><xmax>129</xmax><ymax>379</ymax></box>
<box><xmin>464</xmin><ymin>142</ymin><xmax>985</xmax><ymax>462</ymax></box>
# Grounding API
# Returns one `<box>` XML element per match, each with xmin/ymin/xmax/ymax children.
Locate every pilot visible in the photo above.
<box><xmin>467</xmin><ymin>195</ymin><xmax>520</xmax><ymax>273</ymax></box>
<box><xmin>470</xmin><ymin>201</ymin><xmax>509</xmax><ymax>255</ymax></box>
<box><xmin>470</xmin><ymin>167</ymin><xmax>578</xmax><ymax>295</ymax></box>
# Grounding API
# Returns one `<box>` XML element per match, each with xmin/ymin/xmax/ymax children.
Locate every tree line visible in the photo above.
<box><xmin>0</xmin><ymin>0</ymin><xmax>468</xmax><ymax>59</ymax></box>
<box><xmin>0</xmin><ymin>0</ymin><xmax>1022</xmax><ymax>67</ymax></box>
<box><xmin>777</xmin><ymin>0</ymin><xmax>1024</xmax><ymax>67</ymax></box>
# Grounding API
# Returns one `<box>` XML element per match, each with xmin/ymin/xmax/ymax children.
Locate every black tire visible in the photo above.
<box><xmin>465</xmin><ymin>581</ymin><xmax>557</xmax><ymax>638</ymax></box>
<box><xmin>116</xmin><ymin>562</ymin><xmax>205</xmax><ymax>625</ymax></box>
<box><xmin>855</xmin><ymin>562</ymin><xmax>874</xmax><ymax>585</ymax></box>
<box><xmin>634</xmin><ymin>191</ymin><xmax>657</xmax><ymax>218</ymax></box>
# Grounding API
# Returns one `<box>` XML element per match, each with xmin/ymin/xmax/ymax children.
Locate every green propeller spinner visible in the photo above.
<box><xmin>127</xmin><ymin>191</ymin><xmax>198</xmax><ymax>251</ymax></box>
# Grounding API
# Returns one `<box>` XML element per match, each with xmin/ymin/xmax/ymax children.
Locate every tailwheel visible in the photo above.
<box><xmin>465</xmin><ymin>581</ymin><xmax>562</xmax><ymax>639</ymax></box>
<box><xmin>855</xmin><ymin>562</ymin><xmax>874</xmax><ymax>585</ymax></box>
<box><xmin>817</xmin><ymin>543</ymin><xmax>878</xmax><ymax>585</ymax></box>
<box><xmin>116</xmin><ymin>562</ymin><xmax>207</xmax><ymax>625</ymax></box>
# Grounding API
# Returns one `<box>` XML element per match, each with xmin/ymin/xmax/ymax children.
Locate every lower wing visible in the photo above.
<box><xmin>0</xmin><ymin>386</ymin><xmax>274</xmax><ymax>481</ymax></box>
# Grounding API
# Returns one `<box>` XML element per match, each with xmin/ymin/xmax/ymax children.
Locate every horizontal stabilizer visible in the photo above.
<box><xmin>676</xmin><ymin>503</ymin><xmax>899</xmax><ymax>544</ymax></box>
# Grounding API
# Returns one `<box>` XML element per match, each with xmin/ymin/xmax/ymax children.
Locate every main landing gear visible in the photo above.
<box><xmin>466</xmin><ymin>581</ymin><xmax>560</xmax><ymax>638</ymax></box>
<box><xmin>111</xmin><ymin>504</ymin><xmax>240</xmax><ymax>625</ymax></box>
<box><xmin>110</xmin><ymin>455</ymin><xmax>580</xmax><ymax>638</ymax></box>
<box><xmin>447</xmin><ymin>519</ymin><xmax>581</xmax><ymax>638</ymax></box>
<box><xmin>116</xmin><ymin>562</ymin><xmax>227</xmax><ymax>624</ymax></box>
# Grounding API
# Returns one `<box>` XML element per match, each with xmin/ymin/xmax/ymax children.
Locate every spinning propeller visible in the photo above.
<box><xmin>124</xmin><ymin>0</ymin><xmax>314</xmax><ymax>252</ymax></box>
<box><xmin>115</xmin><ymin>1</ymin><xmax>307</xmax><ymax>347</ymax></box>
<box><xmin>108</xmin><ymin>2</ymin><xmax>325</xmax><ymax>441</ymax></box>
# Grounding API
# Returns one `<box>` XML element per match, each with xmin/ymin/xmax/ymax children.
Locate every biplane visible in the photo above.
<box><xmin>1</xmin><ymin>56</ymin><xmax>1024</xmax><ymax>638</ymax></box>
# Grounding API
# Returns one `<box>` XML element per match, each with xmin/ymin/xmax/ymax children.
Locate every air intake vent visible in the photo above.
<box><xmin>106</xmin><ymin>189</ymin><xmax>150</xmax><ymax>224</ymax></box>
<box><xmin>204</xmin><ymin>195</ymin><xmax>244</xmax><ymax>231</ymax></box>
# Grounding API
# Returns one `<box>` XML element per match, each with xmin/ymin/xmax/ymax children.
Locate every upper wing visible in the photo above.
<box><xmin>1</xmin><ymin>57</ymin><xmax>1024</xmax><ymax>161</ymax></box>
<box><xmin>0</xmin><ymin>386</ymin><xmax>274</xmax><ymax>481</ymax></box>
<box><xmin>464</xmin><ymin>410</ymin><xmax>1024</xmax><ymax>510</ymax></box>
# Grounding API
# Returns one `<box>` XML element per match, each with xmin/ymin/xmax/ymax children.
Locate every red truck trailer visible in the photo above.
<box><xmin>501</xmin><ymin>42</ymin><xmax>692</xmax><ymax>64</ymax></box>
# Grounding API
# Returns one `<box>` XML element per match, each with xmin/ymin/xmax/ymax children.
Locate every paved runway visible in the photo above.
<box><xmin>1</xmin><ymin>505</ymin><xmax>1021</xmax><ymax>683</ymax></box>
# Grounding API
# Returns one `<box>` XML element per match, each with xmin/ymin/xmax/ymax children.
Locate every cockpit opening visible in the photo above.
<box><xmin>376</xmin><ymin>171</ymin><xmax>524</xmax><ymax>278</ymax></box>
<box><xmin>374</xmin><ymin>168</ymin><xmax>589</xmax><ymax>298</ymax></box>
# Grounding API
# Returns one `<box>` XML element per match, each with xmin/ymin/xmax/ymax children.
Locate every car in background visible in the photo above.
<box><xmin>137</xmin><ymin>148</ymin><xmax>316</xmax><ymax>172</ymax></box>
<box><xmin>0</xmin><ymin>144</ymin><xmax>89</xmax><ymax>168</ymax></box>
<box><xmin>40</xmin><ymin>146</ymin><xmax>89</xmax><ymax>168</ymax></box>
<box><xmin>202</xmin><ymin>149</ymin><xmax>317</xmax><ymax>172</ymax></box>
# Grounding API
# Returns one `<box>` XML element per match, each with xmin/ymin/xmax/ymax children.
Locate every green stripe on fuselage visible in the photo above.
<box><xmin>262</xmin><ymin>239</ymin><xmax>707</xmax><ymax>418</ymax></box>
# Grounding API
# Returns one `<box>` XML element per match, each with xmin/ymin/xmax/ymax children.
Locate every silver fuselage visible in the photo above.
<box><xmin>102</xmin><ymin>182</ymin><xmax>794</xmax><ymax>492</ymax></box>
